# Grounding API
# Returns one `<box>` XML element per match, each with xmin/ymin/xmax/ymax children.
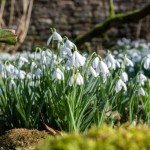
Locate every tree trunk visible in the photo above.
<box><xmin>75</xmin><ymin>3</ymin><xmax>150</xmax><ymax>46</ymax></box>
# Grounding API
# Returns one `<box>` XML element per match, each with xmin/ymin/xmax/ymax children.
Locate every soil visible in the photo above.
<box><xmin>0</xmin><ymin>128</ymin><xmax>48</xmax><ymax>150</ymax></box>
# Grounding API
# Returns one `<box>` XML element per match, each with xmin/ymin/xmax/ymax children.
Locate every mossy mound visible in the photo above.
<box><xmin>0</xmin><ymin>128</ymin><xmax>48</xmax><ymax>150</ymax></box>
<box><xmin>36</xmin><ymin>124</ymin><xmax>150</xmax><ymax>150</ymax></box>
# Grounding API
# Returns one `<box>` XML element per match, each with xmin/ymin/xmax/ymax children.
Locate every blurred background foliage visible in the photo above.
<box><xmin>0</xmin><ymin>0</ymin><xmax>150</xmax><ymax>53</ymax></box>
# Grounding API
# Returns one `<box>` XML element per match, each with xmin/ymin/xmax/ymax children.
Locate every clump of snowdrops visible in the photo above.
<box><xmin>113</xmin><ymin>38</ymin><xmax>150</xmax><ymax>77</ymax></box>
<box><xmin>0</xmin><ymin>28</ymin><xmax>150</xmax><ymax>133</ymax></box>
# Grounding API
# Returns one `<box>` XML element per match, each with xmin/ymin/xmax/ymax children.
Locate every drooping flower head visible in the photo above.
<box><xmin>52</xmin><ymin>68</ymin><xmax>64</xmax><ymax>81</ymax></box>
<box><xmin>143</xmin><ymin>54</ymin><xmax>150</xmax><ymax>70</ymax></box>
<box><xmin>69</xmin><ymin>72</ymin><xmax>84</xmax><ymax>86</ymax></box>
<box><xmin>47</xmin><ymin>28</ymin><xmax>62</xmax><ymax>45</ymax></box>
<box><xmin>120</xmin><ymin>72</ymin><xmax>128</xmax><ymax>83</ymax></box>
<box><xmin>106</xmin><ymin>51</ymin><xmax>120</xmax><ymax>70</ymax></box>
<box><xmin>115</xmin><ymin>78</ymin><xmax>127</xmax><ymax>93</ymax></box>
<box><xmin>68</xmin><ymin>47</ymin><xmax>86</xmax><ymax>68</ymax></box>
<box><xmin>64</xmin><ymin>36</ymin><xmax>76</xmax><ymax>49</ymax></box>
<box><xmin>18</xmin><ymin>56</ymin><xmax>29</xmax><ymax>68</ymax></box>
<box><xmin>138</xmin><ymin>87</ymin><xmax>145</xmax><ymax>96</ymax></box>
<box><xmin>137</xmin><ymin>73</ymin><xmax>147</xmax><ymax>85</ymax></box>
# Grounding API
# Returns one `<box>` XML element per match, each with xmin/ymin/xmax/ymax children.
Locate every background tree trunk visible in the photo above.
<box><xmin>75</xmin><ymin>3</ymin><xmax>150</xmax><ymax>46</ymax></box>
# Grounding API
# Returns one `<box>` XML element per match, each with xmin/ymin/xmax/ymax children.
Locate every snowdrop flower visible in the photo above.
<box><xmin>144</xmin><ymin>55</ymin><xmax>150</xmax><ymax>69</ymax></box>
<box><xmin>125</xmin><ymin>57</ymin><xmax>134</xmax><ymax>67</ymax></box>
<box><xmin>40</xmin><ymin>51</ymin><xmax>47</xmax><ymax>65</ymax></box>
<box><xmin>45</xmin><ymin>49</ymin><xmax>52</xmax><ymax>57</ymax></box>
<box><xmin>138</xmin><ymin>73</ymin><xmax>147</xmax><ymax>85</ymax></box>
<box><xmin>106</xmin><ymin>52</ymin><xmax>119</xmax><ymax>70</ymax></box>
<box><xmin>92</xmin><ymin>57</ymin><xmax>99</xmax><ymax>69</ymax></box>
<box><xmin>98</xmin><ymin>60</ymin><xmax>109</xmax><ymax>75</ymax></box>
<box><xmin>17</xmin><ymin>70</ymin><xmax>26</xmax><ymax>79</ymax></box>
<box><xmin>5</xmin><ymin>64</ymin><xmax>15</xmax><ymax>74</ymax></box>
<box><xmin>47</xmin><ymin>28</ymin><xmax>62</xmax><ymax>45</ymax></box>
<box><xmin>115</xmin><ymin>79</ymin><xmax>127</xmax><ymax>93</ymax></box>
<box><xmin>52</xmin><ymin>68</ymin><xmax>64</xmax><ymax>81</ymax></box>
<box><xmin>138</xmin><ymin>87</ymin><xmax>145</xmax><ymax>96</ymax></box>
<box><xmin>9</xmin><ymin>79</ymin><xmax>16</xmax><ymax>90</ymax></box>
<box><xmin>64</xmin><ymin>38</ymin><xmax>75</xmax><ymax>49</ymax></box>
<box><xmin>89</xmin><ymin>66</ymin><xmax>98</xmax><ymax>77</ymax></box>
<box><xmin>35</xmin><ymin>68</ymin><xmax>42</xmax><ymax>79</ymax></box>
<box><xmin>69</xmin><ymin>72</ymin><xmax>84</xmax><ymax>86</ymax></box>
<box><xmin>18</xmin><ymin>56</ymin><xmax>29</xmax><ymax>68</ymax></box>
<box><xmin>31</xmin><ymin>61</ymin><xmax>37</xmax><ymax>73</ymax></box>
<box><xmin>27</xmin><ymin>73</ymin><xmax>34</xmax><ymax>79</ymax></box>
<box><xmin>120</xmin><ymin>72</ymin><xmax>128</xmax><ymax>82</ymax></box>
<box><xmin>59</xmin><ymin>44</ymin><xmax>72</xmax><ymax>58</ymax></box>
<box><xmin>69</xmin><ymin>50</ymin><xmax>86</xmax><ymax>68</ymax></box>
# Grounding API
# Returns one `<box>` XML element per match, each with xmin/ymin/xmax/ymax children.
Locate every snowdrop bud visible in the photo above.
<box><xmin>70</xmin><ymin>51</ymin><xmax>86</xmax><ymax>68</ymax></box>
<box><xmin>89</xmin><ymin>66</ymin><xmax>98</xmax><ymax>77</ymax></box>
<box><xmin>115</xmin><ymin>79</ymin><xmax>127</xmax><ymax>93</ymax></box>
<box><xmin>47</xmin><ymin>29</ymin><xmax>62</xmax><ymax>45</ymax></box>
<box><xmin>120</xmin><ymin>72</ymin><xmax>128</xmax><ymax>82</ymax></box>
<box><xmin>35</xmin><ymin>68</ymin><xmax>42</xmax><ymax>79</ymax></box>
<box><xmin>132</xmin><ymin>121</ymin><xmax>137</xmax><ymax>126</ymax></box>
<box><xmin>18</xmin><ymin>56</ymin><xmax>29</xmax><ymax>68</ymax></box>
<box><xmin>144</xmin><ymin>55</ymin><xmax>150</xmax><ymax>69</ymax></box>
<box><xmin>138</xmin><ymin>73</ymin><xmax>147</xmax><ymax>85</ymax></box>
<box><xmin>138</xmin><ymin>87</ymin><xmax>145</xmax><ymax>96</ymax></box>
<box><xmin>52</xmin><ymin>68</ymin><xmax>64</xmax><ymax>81</ymax></box>
<box><xmin>9</xmin><ymin>79</ymin><xmax>16</xmax><ymax>90</ymax></box>
<box><xmin>69</xmin><ymin>73</ymin><xmax>84</xmax><ymax>86</ymax></box>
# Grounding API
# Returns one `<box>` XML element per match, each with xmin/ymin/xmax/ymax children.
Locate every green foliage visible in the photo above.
<box><xmin>36</xmin><ymin>125</ymin><xmax>150</xmax><ymax>150</ymax></box>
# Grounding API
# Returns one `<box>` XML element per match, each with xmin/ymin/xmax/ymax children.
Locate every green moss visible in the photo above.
<box><xmin>0</xmin><ymin>29</ymin><xmax>17</xmax><ymax>45</ymax></box>
<box><xmin>36</xmin><ymin>125</ymin><xmax>150</xmax><ymax>150</ymax></box>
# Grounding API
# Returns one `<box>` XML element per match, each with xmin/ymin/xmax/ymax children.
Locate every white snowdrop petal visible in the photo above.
<box><xmin>120</xmin><ymin>72</ymin><xmax>128</xmax><ymax>82</ymax></box>
<box><xmin>53</xmin><ymin>32</ymin><xmax>62</xmax><ymax>42</ymax></box>
<box><xmin>138</xmin><ymin>87</ymin><xmax>145</xmax><ymax>96</ymax></box>
<box><xmin>115</xmin><ymin>79</ymin><xmax>127</xmax><ymax>93</ymax></box>
<box><xmin>144</xmin><ymin>57</ymin><xmax>150</xmax><ymax>69</ymax></box>
<box><xmin>92</xmin><ymin>57</ymin><xmax>99</xmax><ymax>69</ymax></box>
<box><xmin>47</xmin><ymin>36</ymin><xmax>52</xmax><ymax>45</ymax></box>
<box><xmin>99</xmin><ymin>61</ymin><xmax>109</xmax><ymax>75</ymax></box>
<box><xmin>125</xmin><ymin>57</ymin><xmax>134</xmax><ymax>67</ymax></box>
<box><xmin>70</xmin><ymin>51</ymin><xmax>85</xmax><ymax>68</ymax></box>
<box><xmin>52</xmin><ymin>68</ymin><xmax>64</xmax><ymax>81</ymax></box>
<box><xmin>89</xmin><ymin>66</ymin><xmax>98</xmax><ymax>77</ymax></box>
<box><xmin>65</xmin><ymin>39</ymin><xmax>75</xmax><ymax>49</ymax></box>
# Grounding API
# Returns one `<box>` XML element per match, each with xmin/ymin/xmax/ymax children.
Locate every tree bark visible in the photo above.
<box><xmin>0</xmin><ymin>29</ymin><xmax>17</xmax><ymax>45</ymax></box>
<box><xmin>75</xmin><ymin>3</ymin><xmax>150</xmax><ymax>46</ymax></box>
